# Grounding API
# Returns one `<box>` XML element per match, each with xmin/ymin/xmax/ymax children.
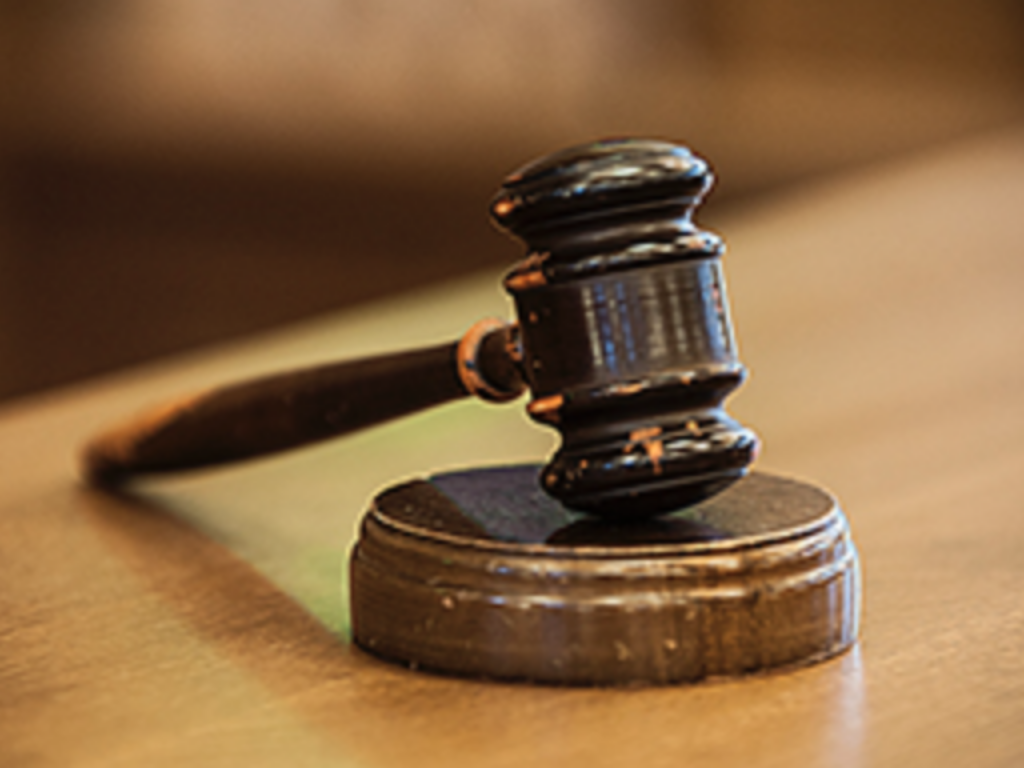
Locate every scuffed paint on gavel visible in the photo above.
<box><xmin>81</xmin><ymin>139</ymin><xmax>758</xmax><ymax>518</ymax></box>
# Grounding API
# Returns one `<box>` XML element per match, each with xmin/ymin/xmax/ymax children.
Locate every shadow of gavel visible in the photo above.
<box><xmin>83</xmin><ymin>139</ymin><xmax>758</xmax><ymax>518</ymax></box>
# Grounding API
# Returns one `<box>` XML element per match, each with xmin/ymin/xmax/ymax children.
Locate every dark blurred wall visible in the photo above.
<box><xmin>1</xmin><ymin>0</ymin><xmax>1021</xmax><ymax>400</ymax></box>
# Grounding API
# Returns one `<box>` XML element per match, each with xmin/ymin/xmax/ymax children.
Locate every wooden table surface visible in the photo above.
<box><xmin>2</xmin><ymin>129</ymin><xmax>1023</xmax><ymax>768</ymax></box>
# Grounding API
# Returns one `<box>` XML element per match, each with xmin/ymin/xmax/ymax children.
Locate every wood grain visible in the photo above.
<box><xmin>1</xmin><ymin>128</ymin><xmax>1023</xmax><ymax>767</ymax></box>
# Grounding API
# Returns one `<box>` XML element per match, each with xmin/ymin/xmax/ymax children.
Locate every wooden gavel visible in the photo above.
<box><xmin>83</xmin><ymin>139</ymin><xmax>759</xmax><ymax>518</ymax></box>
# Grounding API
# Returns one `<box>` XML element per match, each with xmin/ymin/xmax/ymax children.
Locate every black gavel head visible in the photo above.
<box><xmin>491</xmin><ymin>139</ymin><xmax>759</xmax><ymax>518</ymax></box>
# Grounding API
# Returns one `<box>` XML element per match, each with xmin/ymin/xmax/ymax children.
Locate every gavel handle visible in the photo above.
<box><xmin>82</xmin><ymin>320</ymin><xmax>524</xmax><ymax>487</ymax></box>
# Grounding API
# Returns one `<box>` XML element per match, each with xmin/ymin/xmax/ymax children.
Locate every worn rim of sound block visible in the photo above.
<box><xmin>349</xmin><ymin>467</ymin><xmax>860</xmax><ymax>686</ymax></box>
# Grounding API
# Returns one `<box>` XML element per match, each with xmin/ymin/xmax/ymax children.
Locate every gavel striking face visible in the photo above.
<box><xmin>83</xmin><ymin>139</ymin><xmax>759</xmax><ymax>519</ymax></box>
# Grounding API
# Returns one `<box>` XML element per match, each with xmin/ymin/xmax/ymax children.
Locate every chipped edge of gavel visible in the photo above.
<box><xmin>81</xmin><ymin>139</ymin><xmax>759</xmax><ymax>519</ymax></box>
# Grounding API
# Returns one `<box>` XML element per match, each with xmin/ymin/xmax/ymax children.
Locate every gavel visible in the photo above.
<box><xmin>83</xmin><ymin>138</ymin><xmax>758</xmax><ymax>518</ymax></box>
<box><xmin>83</xmin><ymin>139</ymin><xmax>860</xmax><ymax>686</ymax></box>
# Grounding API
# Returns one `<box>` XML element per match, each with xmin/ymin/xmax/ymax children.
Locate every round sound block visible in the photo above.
<box><xmin>349</xmin><ymin>465</ymin><xmax>860</xmax><ymax>685</ymax></box>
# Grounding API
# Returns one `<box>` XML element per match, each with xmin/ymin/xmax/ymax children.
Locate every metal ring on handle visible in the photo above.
<box><xmin>456</xmin><ymin>319</ymin><xmax>525</xmax><ymax>403</ymax></box>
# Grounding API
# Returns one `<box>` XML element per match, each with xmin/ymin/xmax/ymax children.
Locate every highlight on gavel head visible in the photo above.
<box><xmin>490</xmin><ymin>139</ymin><xmax>759</xmax><ymax>518</ymax></box>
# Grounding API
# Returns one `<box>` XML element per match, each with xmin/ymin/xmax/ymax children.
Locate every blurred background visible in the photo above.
<box><xmin>1</xmin><ymin>0</ymin><xmax>1021</xmax><ymax>402</ymax></box>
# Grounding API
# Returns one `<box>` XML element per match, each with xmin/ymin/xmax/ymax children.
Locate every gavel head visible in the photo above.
<box><xmin>491</xmin><ymin>139</ymin><xmax>759</xmax><ymax>518</ymax></box>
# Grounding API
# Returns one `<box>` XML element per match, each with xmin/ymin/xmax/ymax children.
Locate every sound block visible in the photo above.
<box><xmin>349</xmin><ymin>465</ymin><xmax>860</xmax><ymax>686</ymax></box>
